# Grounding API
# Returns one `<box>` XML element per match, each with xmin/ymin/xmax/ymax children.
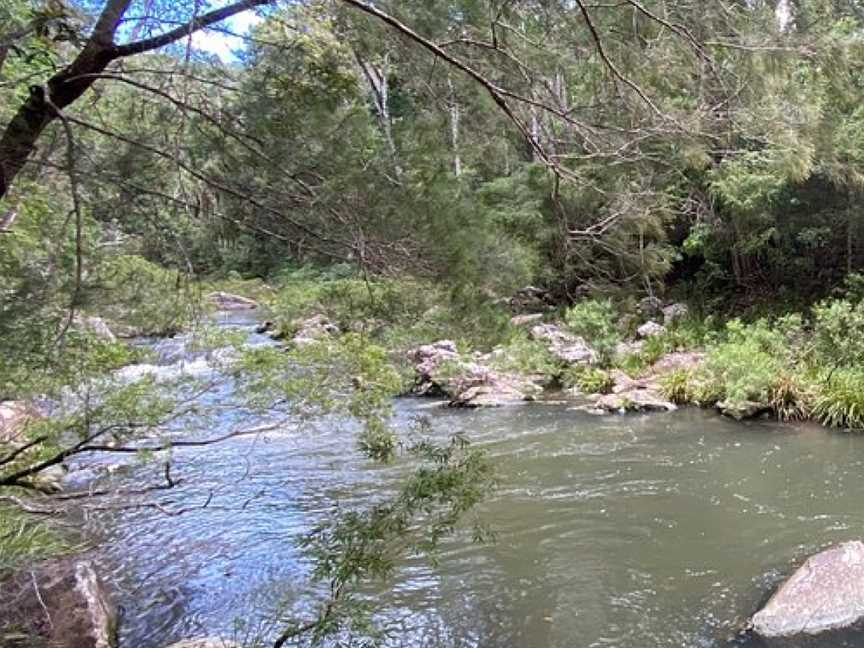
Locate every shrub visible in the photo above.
<box><xmin>769</xmin><ymin>374</ymin><xmax>814</xmax><ymax>422</ymax></box>
<box><xmin>561</xmin><ymin>366</ymin><xmax>614</xmax><ymax>394</ymax></box>
<box><xmin>812</xmin><ymin>368</ymin><xmax>864</xmax><ymax>429</ymax></box>
<box><xmin>811</xmin><ymin>298</ymin><xmax>864</xmax><ymax>367</ymax></box>
<box><xmin>489</xmin><ymin>334</ymin><xmax>561</xmax><ymax>377</ymax></box>
<box><xmin>564</xmin><ymin>300</ymin><xmax>622</xmax><ymax>365</ymax></box>
<box><xmin>702</xmin><ymin>318</ymin><xmax>796</xmax><ymax>405</ymax></box>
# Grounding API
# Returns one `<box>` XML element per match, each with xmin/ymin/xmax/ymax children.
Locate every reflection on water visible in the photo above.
<box><xmin>83</xmin><ymin>324</ymin><xmax>864</xmax><ymax>647</ymax></box>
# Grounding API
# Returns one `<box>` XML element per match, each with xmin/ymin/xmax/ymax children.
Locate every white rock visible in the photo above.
<box><xmin>752</xmin><ymin>541</ymin><xmax>864</xmax><ymax>637</ymax></box>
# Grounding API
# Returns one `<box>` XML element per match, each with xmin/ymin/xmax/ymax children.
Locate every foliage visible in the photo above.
<box><xmin>561</xmin><ymin>366</ymin><xmax>614</xmax><ymax>394</ymax></box>
<box><xmin>0</xmin><ymin>506</ymin><xmax>69</xmax><ymax>580</ymax></box>
<box><xmin>563</xmin><ymin>300</ymin><xmax>622</xmax><ymax>365</ymax></box>
<box><xmin>488</xmin><ymin>334</ymin><xmax>560</xmax><ymax>377</ymax></box>
<box><xmin>812</xmin><ymin>369</ymin><xmax>864</xmax><ymax>430</ymax></box>
<box><xmin>702</xmin><ymin>318</ymin><xmax>802</xmax><ymax>406</ymax></box>
<box><xmin>811</xmin><ymin>298</ymin><xmax>864</xmax><ymax>368</ymax></box>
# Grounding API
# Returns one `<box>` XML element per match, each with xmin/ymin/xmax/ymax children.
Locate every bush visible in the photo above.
<box><xmin>489</xmin><ymin>334</ymin><xmax>561</xmax><ymax>377</ymax></box>
<box><xmin>564</xmin><ymin>300</ymin><xmax>622</xmax><ymax>365</ymax></box>
<box><xmin>812</xmin><ymin>368</ymin><xmax>864</xmax><ymax>429</ymax></box>
<box><xmin>561</xmin><ymin>366</ymin><xmax>614</xmax><ymax>394</ymax></box>
<box><xmin>811</xmin><ymin>298</ymin><xmax>864</xmax><ymax>367</ymax></box>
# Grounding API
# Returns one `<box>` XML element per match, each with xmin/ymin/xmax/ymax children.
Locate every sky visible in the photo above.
<box><xmin>191</xmin><ymin>10</ymin><xmax>264</xmax><ymax>60</ymax></box>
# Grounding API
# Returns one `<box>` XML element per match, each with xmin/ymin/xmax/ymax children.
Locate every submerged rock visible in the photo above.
<box><xmin>529</xmin><ymin>324</ymin><xmax>597</xmax><ymax>366</ymax></box>
<box><xmin>207</xmin><ymin>291</ymin><xmax>258</xmax><ymax>311</ymax></box>
<box><xmin>1</xmin><ymin>559</ymin><xmax>117</xmax><ymax>648</ymax></box>
<box><xmin>751</xmin><ymin>541</ymin><xmax>864</xmax><ymax>637</ymax></box>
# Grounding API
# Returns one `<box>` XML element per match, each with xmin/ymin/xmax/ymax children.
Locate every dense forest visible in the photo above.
<box><xmin>5</xmin><ymin>1</ymin><xmax>864</xmax><ymax>647</ymax></box>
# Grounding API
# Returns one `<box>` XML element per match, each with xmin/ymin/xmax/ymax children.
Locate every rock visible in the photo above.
<box><xmin>0</xmin><ymin>558</ymin><xmax>117</xmax><ymax>648</ymax></box>
<box><xmin>509</xmin><ymin>285</ymin><xmax>555</xmax><ymax>312</ymax></box>
<box><xmin>73</xmin><ymin>316</ymin><xmax>116</xmax><ymax>342</ymax></box>
<box><xmin>609</xmin><ymin>369</ymin><xmax>640</xmax><ymax>394</ymax></box>
<box><xmin>751</xmin><ymin>541</ymin><xmax>864</xmax><ymax>637</ymax></box>
<box><xmin>165</xmin><ymin>640</ymin><xmax>238</xmax><ymax>648</ymax></box>
<box><xmin>510</xmin><ymin>313</ymin><xmax>544</xmax><ymax>327</ymax></box>
<box><xmin>31</xmin><ymin>464</ymin><xmax>68</xmax><ymax>493</ymax></box>
<box><xmin>637</xmin><ymin>296</ymin><xmax>664</xmax><ymax>318</ymax></box>
<box><xmin>718</xmin><ymin>399</ymin><xmax>769</xmax><ymax>421</ymax></box>
<box><xmin>662</xmin><ymin>302</ymin><xmax>689</xmax><ymax>326</ymax></box>
<box><xmin>206</xmin><ymin>291</ymin><xmax>258</xmax><ymax>311</ymax></box>
<box><xmin>594</xmin><ymin>388</ymin><xmax>677</xmax><ymax>413</ymax></box>
<box><xmin>529</xmin><ymin>324</ymin><xmax>597</xmax><ymax>366</ymax></box>
<box><xmin>407</xmin><ymin>341</ymin><xmax>540</xmax><ymax>406</ymax></box>
<box><xmin>0</xmin><ymin>400</ymin><xmax>40</xmax><ymax>444</ymax></box>
<box><xmin>255</xmin><ymin>321</ymin><xmax>275</xmax><ymax>335</ymax></box>
<box><xmin>650</xmin><ymin>352</ymin><xmax>705</xmax><ymax>375</ymax></box>
<box><xmin>594</xmin><ymin>387</ymin><xmax>678</xmax><ymax>412</ymax></box>
<box><xmin>291</xmin><ymin>315</ymin><xmax>339</xmax><ymax>347</ymax></box>
<box><xmin>637</xmin><ymin>321</ymin><xmax>666</xmax><ymax>339</ymax></box>
<box><xmin>614</xmin><ymin>340</ymin><xmax>645</xmax><ymax>360</ymax></box>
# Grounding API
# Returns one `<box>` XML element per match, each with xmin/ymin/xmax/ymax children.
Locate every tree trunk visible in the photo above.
<box><xmin>447</xmin><ymin>76</ymin><xmax>462</xmax><ymax>177</ymax></box>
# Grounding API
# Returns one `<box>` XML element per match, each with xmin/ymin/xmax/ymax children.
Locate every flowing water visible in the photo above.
<box><xmin>78</xmin><ymin>316</ymin><xmax>864</xmax><ymax>647</ymax></box>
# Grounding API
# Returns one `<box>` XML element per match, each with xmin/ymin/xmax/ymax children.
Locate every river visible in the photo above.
<box><xmin>77</xmin><ymin>315</ymin><xmax>864</xmax><ymax>647</ymax></box>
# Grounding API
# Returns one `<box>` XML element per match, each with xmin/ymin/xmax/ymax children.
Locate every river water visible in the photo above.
<box><xmin>80</xmin><ymin>316</ymin><xmax>864</xmax><ymax>647</ymax></box>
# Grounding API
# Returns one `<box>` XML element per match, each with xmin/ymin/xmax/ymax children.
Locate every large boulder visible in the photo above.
<box><xmin>751</xmin><ymin>541</ymin><xmax>864</xmax><ymax>637</ymax></box>
<box><xmin>0</xmin><ymin>559</ymin><xmax>117</xmax><ymax>648</ymax></box>
<box><xmin>207</xmin><ymin>291</ymin><xmax>258</xmax><ymax>311</ymax></box>
<box><xmin>529</xmin><ymin>324</ymin><xmax>597</xmax><ymax>366</ymax></box>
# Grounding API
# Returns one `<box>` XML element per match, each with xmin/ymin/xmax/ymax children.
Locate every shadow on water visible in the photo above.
<box><xmin>72</xmin><ymin>321</ymin><xmax>864</xmax><ymax>647</ymax></box>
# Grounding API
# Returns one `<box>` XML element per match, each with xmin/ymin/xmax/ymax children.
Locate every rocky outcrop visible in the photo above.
<box><xmin>165</xmin><ymin>640</ymin><xmax>238</xmax><ymax>648</ymax></box>
<box><xmin>529</xmin><ymin>324</ymin><xmax>597</xmax><ymax>366</ymax></box>
<box><xmin>408</xmin><ymin>341</ymin><xmax>541</xmax><ymax>407</ymax></box>
<box><xmin>1</xmin><ymin>559</ymin><xmax>117</xmax><ymax>648</ymax></box>
<box><xmin>207</xmin><ymin>291</ymin><xmax>258</xmax><ymax>311</ymax></box>
<box><xmin>291</xmin><ymin>315</ymin><xmax>339</xmax><ymax>347</ymax></box>
<box><xmin>751</xmin><ymin>541</ymin><xmax>864</xmax><ymax>637</ymax></box>
<box><xmin>637</xmin><ymin>321</ymin><xmax>666</xmax><ymax>339</ymax></box>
